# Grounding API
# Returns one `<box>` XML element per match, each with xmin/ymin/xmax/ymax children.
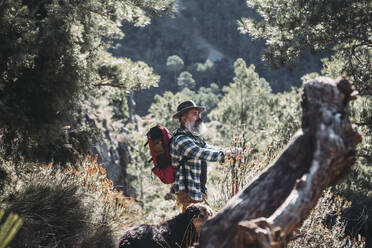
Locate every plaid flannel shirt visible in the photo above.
<box><xmin>170</xmin><ymin>126</ymin><xmax>224</xmax><ymax>201</ymax></box>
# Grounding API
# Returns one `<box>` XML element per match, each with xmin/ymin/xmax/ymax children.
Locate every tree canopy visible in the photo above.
<box><xmin>177</xmin><ymin>71</ymin><xmax>196</xmax><ymax>89</ymax></box>
<box><xmin>238</xmin><ymin>1</ymin><xmax>371</xmax><ymax>242</ymax></box>
<box><xmin>238</xmin><ymin>0</ymin><xmax>372</xmax><ymax>167</ymax></box>
<box><xmin>238</xmin><ymin>0</ymin><xmax>371</xmax><ymax>94</ymax></box>
<box><xmin>166</xmin><ymin>55</ymin><xmax>184</xmax><ymax>73</ymax></box>
<box><xmin>0</xmin><ymin>0</ymin><xmax>176</xmax><ymax>160</ymax></box>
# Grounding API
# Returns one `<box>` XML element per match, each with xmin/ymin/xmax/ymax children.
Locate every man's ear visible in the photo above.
<box><xmin>180</xmin><ymin>115</ymin><xmax>186</xmax><ymax>124</ymax></box>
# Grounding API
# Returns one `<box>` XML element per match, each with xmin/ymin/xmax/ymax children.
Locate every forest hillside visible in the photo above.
<box><xmin>0</xmin><ymin>0</ymin><xmax>370</xmax><ymax>247</ymax></box>
<box><xmin>112</xmin><ymin>0</ymin><xmax>325</xmax><ymax>115</ymax></box>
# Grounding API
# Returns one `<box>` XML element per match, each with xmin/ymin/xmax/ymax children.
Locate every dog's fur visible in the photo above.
<box><xmin>118</xmin><ymin>203</ymin><xmax>213</xmax><ymax>248</ymax></box>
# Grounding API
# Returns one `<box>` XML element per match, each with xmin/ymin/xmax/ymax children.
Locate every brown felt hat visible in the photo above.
<box><xmin>172</xmin><ymin>100</ymin><xmax>205</xmax><ymax>119</ymax></box>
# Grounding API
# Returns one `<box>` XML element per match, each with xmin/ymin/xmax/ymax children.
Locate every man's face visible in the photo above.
<box><xmin>182</xmin><ymin>109</ymin><xmax>206</xmax><ymax>136</ymax></box>
<box><xmin>185</xmin><ymin>109</ymin><xmax>200</xmax><ymax>123</ymax></box>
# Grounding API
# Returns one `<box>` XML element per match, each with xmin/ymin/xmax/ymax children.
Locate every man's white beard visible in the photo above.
<box><xmin>185</xmin><ymin>119</ymin><xmax>207</xmax><ymax>136</ymax></box>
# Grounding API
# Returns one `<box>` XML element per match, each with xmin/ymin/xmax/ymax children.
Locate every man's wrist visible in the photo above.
<box><xmin>219</xmin><ymin>150</ymin><xmax>225</xmax><ymax>163</ymax></box>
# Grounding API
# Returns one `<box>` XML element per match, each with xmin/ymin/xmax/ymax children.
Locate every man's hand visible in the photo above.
<box><xmin>220</xmin><ymin>147</ymin><xmax>244</xmax><ymax>164</ymax></box>
<box><xmin>224</xmin><ymin>147</ymin><xmax>243</xmax><ymax>156</ymax></box>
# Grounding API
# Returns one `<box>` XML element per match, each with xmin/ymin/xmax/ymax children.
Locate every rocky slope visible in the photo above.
<box><xmin>70</xmin><ymin>94</ymin><xmax>136</xmax><ymax>197</ymax></box>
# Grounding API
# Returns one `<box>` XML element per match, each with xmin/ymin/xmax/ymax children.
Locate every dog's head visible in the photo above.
<box><xmin>185</xmin><ymin>203</ymin><xmax>214</xmax><ymax>235</ymax></box>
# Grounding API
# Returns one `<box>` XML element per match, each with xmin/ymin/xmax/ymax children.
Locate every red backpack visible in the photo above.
<box><xmin>145</xmin><ymin>125</ymin><xmax>177</xmax><ymax>184</ymax></box>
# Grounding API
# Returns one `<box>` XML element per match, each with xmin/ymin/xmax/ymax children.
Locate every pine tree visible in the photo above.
<box><xmin>239</xmin><ymin>0</ymin><xmax>371</xmax><ymax>94</ymax></box>
<box><xmin>177</xmin><ymin>71</ymin><xmax>196</xmax><ymax>89</ymax></box>
<box><xmin>0</xmin><ymin>0</ymin><xmax>177</xmax><ymax>161</ymax></box>
<box><xmin>166</xmin><ymin>55</ymin><xmax>184</xmax><ymax>84</ymax></box>
<box><xmin>239</xmin><ymin>1</ymin><xmax>371</xmax><ymax>241</ymax></box>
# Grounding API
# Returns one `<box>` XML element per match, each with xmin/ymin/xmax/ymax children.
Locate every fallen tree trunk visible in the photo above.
<box><xmin>198</xmin><ymin>77</ymin><xmax>362</xmax><ymax>248</ymax></box>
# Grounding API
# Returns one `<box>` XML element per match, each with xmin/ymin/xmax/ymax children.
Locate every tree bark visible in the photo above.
<box><xmin>198</xmin><ymin>77</ymin><xmax>362</xmax><ymax>248</ymax></box>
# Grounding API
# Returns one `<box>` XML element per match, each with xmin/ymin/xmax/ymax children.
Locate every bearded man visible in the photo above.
<box><xmin>171</xmin><ymin>100</ymin><xmax>225</xmax><ymax>212</ymax></box>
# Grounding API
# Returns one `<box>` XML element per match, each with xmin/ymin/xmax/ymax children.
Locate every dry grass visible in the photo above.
<box><xmin>0</xmin><ymin>154</ymin><xmax>145</xmax><ymax>247</ymax></box>
<box><xmin>289</xmin><ymin>190</ymin><xmax>366</xmax><ymax>248</ymax></box>
<box><xmin>0</xmin><ymin>123</ymin><xmax>368</xmax><ymax>247</ymax></box>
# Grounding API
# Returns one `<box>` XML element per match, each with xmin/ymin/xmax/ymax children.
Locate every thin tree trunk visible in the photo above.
<box><xmin>198</xmin><ymin>77</ymin><xmax>361</xmax><ymax>248</ymax></box>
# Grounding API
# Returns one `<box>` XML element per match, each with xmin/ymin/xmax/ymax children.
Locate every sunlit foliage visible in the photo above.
<box><xmin>0</xmin><ymin>0</ymin><xmax>176</xmax><ymax>161</ymax></box>
<box><xmin>239</xmin><ymin>0</ymin><xmax>371</xmax><ymax>93</ymax></box>
<box><xmin>239</xmin><ymin>2</ymin><xmax>371</xmax><ymax>243</ymax></box>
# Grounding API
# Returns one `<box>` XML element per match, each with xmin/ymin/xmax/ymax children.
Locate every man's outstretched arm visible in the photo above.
<box><xmin>175</xmin><ymin>136</ymin><xmax>224</xmax><ymax>162</ymax></box>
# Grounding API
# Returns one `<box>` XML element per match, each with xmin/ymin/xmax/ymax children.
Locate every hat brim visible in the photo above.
<box><xmin>172</xmin><ymin>106</ymin><xmax>205</xmax><ymax>119</ymax></box>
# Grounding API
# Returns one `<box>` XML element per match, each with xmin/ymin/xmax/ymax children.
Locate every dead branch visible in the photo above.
<box><xmin>198</xmin><ymin>77</ymin><xmax>362</xmax><ymax>248</ymax></box>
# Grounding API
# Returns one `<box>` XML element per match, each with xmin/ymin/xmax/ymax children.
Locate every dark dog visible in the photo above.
<box><xmin>118</xmin><ymin>203</ymin><xmax>213</xmax><ymax>248</ymax></box>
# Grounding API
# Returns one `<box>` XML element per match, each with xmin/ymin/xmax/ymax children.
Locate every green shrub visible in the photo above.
<box><xmin>5</xmin><ymin>183</ymin><xmax>88</xmax><ymax>247</ymax></box>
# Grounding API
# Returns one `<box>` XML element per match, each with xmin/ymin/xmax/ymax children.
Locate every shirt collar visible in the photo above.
<box><xmin>177</xmin><ymin>125</ymin><xmax>193</xmax><ymax>136</ymax></box>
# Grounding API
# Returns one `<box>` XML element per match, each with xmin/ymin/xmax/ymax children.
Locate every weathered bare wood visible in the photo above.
<box><xmin>198</xmin><ymin>77</ymin><xmax>361</xmax><ymax>248</ymax></box>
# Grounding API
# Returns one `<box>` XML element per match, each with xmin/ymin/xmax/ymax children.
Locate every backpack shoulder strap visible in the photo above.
<box><xmin>171</xmin><ymin>131</ymin><xmax>189</xmax><ymax>161</ymax></box>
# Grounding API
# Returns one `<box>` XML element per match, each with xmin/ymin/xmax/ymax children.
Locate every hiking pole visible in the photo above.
<box><xmin>231</xmin><ymin>157</ymin><xmax>237</xmax><ymax>197</ymax></box>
